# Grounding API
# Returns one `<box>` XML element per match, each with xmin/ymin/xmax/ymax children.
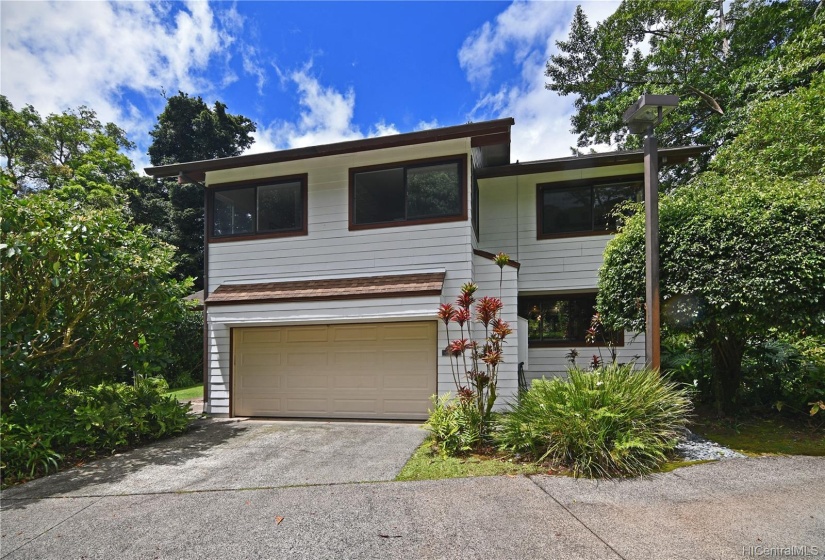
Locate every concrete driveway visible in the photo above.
<box><xmin>1</xmin><ymin>419</ymin><xmax>823</xmax><ymax>559</ymax></box>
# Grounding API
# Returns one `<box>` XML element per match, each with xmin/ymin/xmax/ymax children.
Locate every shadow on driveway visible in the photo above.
<box><xmin>1</xmin><ymin>419</ymin><xmax>427</xmax><ymax>506</ymax></box>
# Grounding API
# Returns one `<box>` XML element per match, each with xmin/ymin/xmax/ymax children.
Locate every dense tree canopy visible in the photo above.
<box><xmin>597</xmin><ymin>76</ymin><xmax>825</xmax><ymax>412</ymax></box>
<box><xmin>0</xmin><ymin>185</ymin><xmax>192</xmax><ymax>412</ymax></box>
<box><xmin>0</xmin><ymin>97</ymin><xmax>134</xmax><ymax>204</ymax></box>
<box><xmin>546</xmin><ymin>0</ymin><xmax>822</xmax><ymax>184</ymax></box>
<box><xmin>135</xmin><ymin>92</ymin><xmax>257</xmax><ymax>288</ymax></box>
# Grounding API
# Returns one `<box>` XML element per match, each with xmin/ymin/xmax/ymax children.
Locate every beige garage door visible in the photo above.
<box><xmin>233</xmin><ymin>321</ymin><xmax>437</xmax><ymax>419</ymax></box>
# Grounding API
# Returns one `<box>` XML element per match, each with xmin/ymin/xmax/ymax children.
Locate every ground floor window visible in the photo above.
<box><xmin>518</xmin><ymin>292</ymin><xmax>623</xmax><ymax>347</ymax></box>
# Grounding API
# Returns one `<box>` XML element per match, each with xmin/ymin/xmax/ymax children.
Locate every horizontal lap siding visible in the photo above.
<box><xmin>476</xmin><ymin>164</ymin><xmax>647</xmax><ymax>388</ymax></box>
<box><xmin>523</xmin><ymin>331</ymin><xmax>646</xmax><ymax>384</ymax></box>
<box><xmin>203</xmin><ymin>139</ymin><xmax>475</xmax><ymax>415</ymax></box>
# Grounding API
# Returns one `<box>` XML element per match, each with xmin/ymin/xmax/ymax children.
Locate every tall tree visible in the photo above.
<box><xmin>597</xmin><ymin>75</ymin><xmax>825</xmax><ymax>413</ymax></box>
<box><xmin>143</xmin><ymin>92</ymin><xmax>256</xmax><ymax>288</ymax></box>
<box><xmin>0</xmin><ymin>97</ymin><xmax>134</xmax><ymax>202</ymax></box>
<box><xmin>545</xmin><ymin>0</ymin><xmax>822</xmax><ymax>185</ymax></box>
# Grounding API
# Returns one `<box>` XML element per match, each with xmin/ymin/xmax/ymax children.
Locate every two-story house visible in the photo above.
<box><xmin>145</xmin><ymin>118</ymin><xmax>702</xmax><ymax>419</ymax></box>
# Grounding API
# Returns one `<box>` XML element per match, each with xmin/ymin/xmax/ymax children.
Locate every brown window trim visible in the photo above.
<box><xmin>348</xmin><ymin>154</ymin><xmax>468</xmax><ymax>231</ymax></box>
<box><xmin>536</xmin><ymin>174</ymin><xmax>643</xmax><ymax>241</ymax></box>
<box><xmin>206</xmin><ymin>174</ymin><xmax>308</xmax><ymax>243</ymax></box>
<box><xmin>519</xmin><ymin>292</ymin><xmax>625</xmax><ymax>348</ymax></box>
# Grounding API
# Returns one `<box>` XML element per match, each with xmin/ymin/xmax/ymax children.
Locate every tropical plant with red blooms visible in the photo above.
<box><xmin>437</xmin><ymin>261</ymin><xmax>512</xmax><ymax>439</ymax></box>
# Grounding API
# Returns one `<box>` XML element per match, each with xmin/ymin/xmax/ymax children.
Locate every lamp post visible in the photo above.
<box><xmin>622</xmin><ymin>94</ymin><xmax>679</xmax><ymax>371</ymax></box>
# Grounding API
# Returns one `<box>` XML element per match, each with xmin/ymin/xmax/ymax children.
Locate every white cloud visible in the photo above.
<box><xmin>461</xmin><ymin>1</ymin><xmax>620</xmax><ymax>162</ymax></box>
<box><xmin>415</xmin><ymin>119</ymin><xmax>440</xmax><ymax>131</ymax></box>
<box><xmin>248</xmin><ymin>66</ymin><xmax>399</xmax><ymax>154</ymax></box>
<box><xmin>1</xmin><ymin>0</ymin><xmax>236</xmax><ymax>166</ymax></box>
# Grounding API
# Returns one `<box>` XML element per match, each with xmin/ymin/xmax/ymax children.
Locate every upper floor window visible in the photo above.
<box><xmin>538</xmin><ymin>177</ymin><xmax>642</xmax><ymax>239</ymax></box>
<box><xmin>209</xmin><ymin>174</ymin><xmax>307</xmax><ymax>241</ymax></box>
<box><xmin>518</xmin><ymin>293</ymin><xmax>623</xmax><ymax>347</ymax></box>
<box><xmin>350</xmin><ymin>155</ymin><xmax>466</xmax><ymax>229</ymax></box>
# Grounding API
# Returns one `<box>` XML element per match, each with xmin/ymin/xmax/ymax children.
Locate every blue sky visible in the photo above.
<box><xmin>1</xmin><ymin>1</ymin><xmax>621</xmax><ymax>172</ymax></box>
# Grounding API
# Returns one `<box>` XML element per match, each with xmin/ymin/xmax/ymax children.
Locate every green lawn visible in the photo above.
<box><xmin>691</xmin><ymin>412</ymin><xmax>825</xmax><ymax>456</ymax></box>
<box><xmin>165</xmin><ymin>384</ymin><xmax>203</xmax><ymax>401</ymax></box>
<box><xmin>396</xmin><ymin>442</ymin><xmax>545</xmax><ymax>481</ymax></box>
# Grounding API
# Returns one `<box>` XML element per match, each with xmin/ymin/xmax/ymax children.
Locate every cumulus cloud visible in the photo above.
<box><xmin>1</xmin><ymin>0</ymin><xmax>235</xmax><ymax>167</ymax></box>
<box><xmin>460</xmin><ymin>1</ymin><xmax>620</xmax><ymax>162</ymax></box>
<box><xmin>248</xmin><ymin>65</ymin><xmax>399</xmax><ymax>154</ymax></box>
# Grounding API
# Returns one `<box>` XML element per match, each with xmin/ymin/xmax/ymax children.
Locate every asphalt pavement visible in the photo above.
<box><xmin>1</xmin><ymin>419</ymin><xmax>822</xmax><ymax>559</ymax></box>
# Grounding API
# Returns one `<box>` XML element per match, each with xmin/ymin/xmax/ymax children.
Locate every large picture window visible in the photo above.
<box><xmin>538</xmin><ymin>178</ymin><xmax>642</xmax><ymax>238</ymax></box>
<box><xmin>210</xmin><ymin>175</ymin><xmax>307</xmax><ymax>241</ymax></box>
<box><xmin>518</xmin><ymin>293</ymin><xmax>623</xmax><ymax>347</ymax></box>
<box><xmin>350</xmin><ymin>156</ymin><xmax>466</xmax><ymax>228</ymax></box>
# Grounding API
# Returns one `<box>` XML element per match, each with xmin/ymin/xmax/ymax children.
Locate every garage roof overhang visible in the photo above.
<box><xmin>206</xmin><ymin>272</ymin><xmax>446</xmax><ymax>306</ymax></box>
<box><xmin>144</xmin><ymin>119</ymin><xmax>515</xmax><ymax>183</ymax></box>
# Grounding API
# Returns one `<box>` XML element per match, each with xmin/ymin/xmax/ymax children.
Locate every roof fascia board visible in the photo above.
<box><xmin>475</xmin><ymin>146</ymin><xmax>708</xmax><ymax>179</ymax></box>
<box><xmin>145</xmin><ymin>118</ymin><xmax>515</xmax><ymax>181</ymax></box>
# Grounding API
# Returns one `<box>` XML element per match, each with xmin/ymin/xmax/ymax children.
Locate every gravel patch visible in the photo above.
<box><xmin>676</xmin><ymin>430</ymin><xmax>745</xmax><ymax>461</ymax></box>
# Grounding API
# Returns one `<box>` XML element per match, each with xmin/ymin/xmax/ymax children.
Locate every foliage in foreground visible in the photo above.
<box><xmin>1</xmin><ymin>189</ymin><xmax>193</xmax><ymax>411</ymax></box>
<box><xmin>0</xmin><ymin>377</ymin><xmax>192</xmax><ymax>486</ymax></box>
<box><xmin>427</xmin><ymin>257</ymin><xmax>513</xmax><ymax>451</ymax></box>
<box><xmin>425</xmin><ymin>394</ymin><xmax>483</xmax><ymax>457</ymax></box>
<box><xmin>598</xmin><ymin>76</ymin><xmax>825</xmax><ymax>414</ymax></box>
<box><xmin>497</xmin><ymin>365</ymin><xmax>693</xmax><ymax>478</ymax></box>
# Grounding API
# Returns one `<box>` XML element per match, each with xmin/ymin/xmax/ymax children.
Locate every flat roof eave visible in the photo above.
<box><xmin>144</xmin><ymin>118</ymin><xmax>515</xmax><ymax>182</ymax></box>
<box><xmin>475</xmin><ymin>145</ymin><xmax>708</xmax><ymax>180</ymax></box>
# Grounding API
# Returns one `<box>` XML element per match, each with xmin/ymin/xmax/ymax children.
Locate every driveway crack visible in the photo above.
<box><xmin>526</xmin><ymin>475</ymin><xmax>627</xmax><ymax>560</ymax></box>
<box><xmin>1</xmin><ymin>496</ymin><xmax>104</xmax><ymax>559</ymax></box>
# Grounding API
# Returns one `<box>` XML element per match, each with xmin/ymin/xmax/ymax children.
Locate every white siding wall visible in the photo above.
<box><xmin>203</xmin><ymin>139</ymin><xmax>476</xmax><ymax>415</ymax></box>
<box><xmin>525</xmin><ymin>332</ymin><xmax>646</xmax><ymax>384</ymax></box>
<box><xmin>477</xmin><ymin>164</ymin><xmax>647</xmax><ymax>383</ymax></box>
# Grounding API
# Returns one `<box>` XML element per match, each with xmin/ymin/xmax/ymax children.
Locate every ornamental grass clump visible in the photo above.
<box><xmin>497</xmin><ymin>365</ymin><xmax>692</xmax><ymax>478</ymax></box>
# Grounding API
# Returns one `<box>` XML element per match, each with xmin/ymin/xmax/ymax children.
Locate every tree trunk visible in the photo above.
<box><xmin>710</xmin><ymin>333</ymin><xmax>746</xmax><ymax>416</ymax></box>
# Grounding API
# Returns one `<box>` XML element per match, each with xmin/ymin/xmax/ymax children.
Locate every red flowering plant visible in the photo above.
<box><xmin>441</xmin><ymin>270</ymin><xmax>512</xmax><ymax>437</ymax></box>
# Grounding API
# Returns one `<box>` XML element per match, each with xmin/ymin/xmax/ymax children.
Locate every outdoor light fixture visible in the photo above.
<box><xmin>623</xmin><ymin>93</ymin><xmax>680</xmax><ymax>371</ymax></box>
<box><xmin>623</xmin><ymin>94</ymin><xmax>680</xmax><ymax>134</ymax></box>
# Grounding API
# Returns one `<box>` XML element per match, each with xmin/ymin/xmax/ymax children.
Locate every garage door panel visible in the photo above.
<box><xmin>239</xmin><ymin>374</ymin><xmax>281</xmax><ymax>389</ymax></box>
<box><xmin>240</xmin><ymin>352</ymin><xmax>282</xmax><ymax>367</ymax></box>
<box><xmin>331</xmin><ymin>325</ymin><xmax>379</xmax><ymax>342</ymax></box>
<box><xmin>286</xmin><ymin>327</ymin><xmax>329</xmax><ymax>343</ymax></box>
<box><xmin>381</xmin><ymin>323</ymin><xmax>432</xmax><ymax>341</ymax></box>
<box><xmin>383</xmin><ymin>375</ymin><xmax>431</xmax><ymax>390</ymax></box>
<box><xmin>334</xmin><ymin>374</ymin><xmax>379</xmax><ymax>389</ymax></box>
<box><xmin>286</xmin><ymin>398</ymin><xmax>331</xmax><ymax>414</ymax></box>
<box><xmin>332</xmin><ymin>351</ymin><xmax>382</xmax><ymax>367</ymax></box>
<box><xmin>233</xmin><ymin>322</ymin><xmax>436</xmax><ymax>419</ymax></box>
<box><xmin>286</xmin><ymin>352</ymin><xmax>328</xmax><ymax>366</ymax></box>
<box><xmin>384</xmin><ymin>399</ymin><xmax>430</xmax><ymax>414</ymax></box>
<box><xmin>333</xmin><ymin>399</ymin><xmax>379</xmax><ymax>414</ymax></box>
<box><xmin>241</xmin><ymin>329</ymin><xmax>282</xmax><ymax>343</ymax></box>
<box><xmin>286</xmin><ymin>375</ymin><xmax>330</xmax><ymax>389</ymax></box>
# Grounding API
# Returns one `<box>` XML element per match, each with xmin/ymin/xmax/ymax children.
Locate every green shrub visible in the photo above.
<box><xmin>425</xmin><ymin>394</ymin><xmax>483</xmax><ymax>457</ymax></box>
<box><xmin>497</xmin><ymin>365</ymin><xmax>693</xmax><ymax>478</ymax></box>
<box><xmin>0</xmin><ymin>377</ymin><xmax>191</xmax><ymax>486</ymax></box>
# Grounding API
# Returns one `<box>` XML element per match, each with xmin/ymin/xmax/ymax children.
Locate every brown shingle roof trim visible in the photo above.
<box><xmin>205</xmin><ymin>272</ymin><xmax>446</xmax><ymax>306</ymax></box>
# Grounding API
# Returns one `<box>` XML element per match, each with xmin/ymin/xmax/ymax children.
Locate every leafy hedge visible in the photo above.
<box><xmin>0</xmin><ymin>377</ymin><xmax>191</xmax><ymax>486</ymax></box>
<box><xmin>497</xmin><ymin>365</ymin><xmax>692</xmax><ymax>478</ymax></box>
